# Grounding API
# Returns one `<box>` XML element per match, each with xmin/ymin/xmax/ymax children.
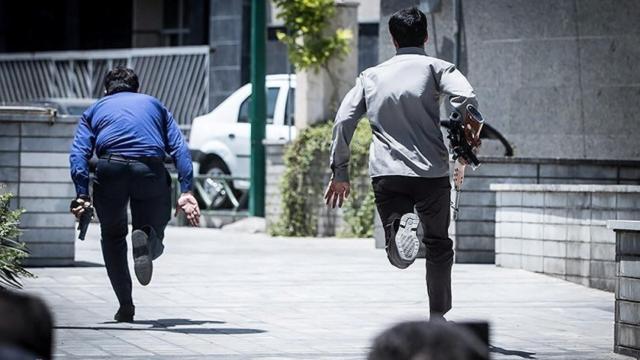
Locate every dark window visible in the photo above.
<box><xmin>238</xmin><ymin>87</ymin><xmax>279</xmax><ymax>124</ymax></box>
<box><xmin>161</xmin><ymin>0</ymin><xmax>208</xmax><ymax>46</ymax></box>
<box><xmin>0</xmin><ymin>0</ymin><xmax>132</xmax><ymax>52</ymax></box>
<box><xmin>284</xmin><ymin>88</ymin><xmax>295</xmax><ymax>127</ymax></box>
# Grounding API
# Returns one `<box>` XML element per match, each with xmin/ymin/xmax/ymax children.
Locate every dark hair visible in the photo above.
<box><xmin>368</xmin><ymin>321</ymin><xmax>489</xmax><ymax>360</ymax></box>
<box><xmin>0</xmin><ymin>290</ymin><xmax>54</xmax><ymax>360</ymax></box>
<box><xmin>104</xmin><ymin>67</ymin><xmax>139</xmax><ymax>95</ymax></box>
<box><xmin>388</xmin><ymin>7</ymin><xmax>428</xmax><ymax>48</ymax></box>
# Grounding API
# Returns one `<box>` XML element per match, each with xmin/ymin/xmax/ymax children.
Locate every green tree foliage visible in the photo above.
<box><xmin>273</xmin><ymin>0</ymin><xmax>352</xmax><ymax>71</ymax></box>
<box><xmin>271</xmin><ymin>121</ymin><xmax>374</xmax><ymax>237</ymax></box>
<box><xmin>0</xmin><ymin>193</ymin><xmax>33</xmax><ymax>288</ymax></box>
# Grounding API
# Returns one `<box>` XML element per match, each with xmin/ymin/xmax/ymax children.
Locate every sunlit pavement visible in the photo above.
<box><xmin>23</xmin><ymin>226</ymin><xmax>629</xmax><ymax>359</ymax></box>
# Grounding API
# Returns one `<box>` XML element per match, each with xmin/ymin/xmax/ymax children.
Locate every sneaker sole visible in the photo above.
<box><xmin>396</xmin><ymin>213</ymin><xmax>420</xmax><ymax>262</ymax></box>
<box><xmin>132</xmin><ymin>230</ymin><xmax>153</xmax><ymax>286</ymax></box>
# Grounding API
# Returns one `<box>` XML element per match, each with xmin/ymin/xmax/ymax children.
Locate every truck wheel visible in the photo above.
<box><xmin>199</xmin><ymin>158</ymin><xmax>233</xmax><ymax>209</ymax></box>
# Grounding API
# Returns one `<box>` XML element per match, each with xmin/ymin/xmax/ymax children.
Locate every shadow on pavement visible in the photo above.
<box><xmin>490</xmin><ymin>345</ymin><xmax>536</xmax><ymax>359</ymax></box>
<box><xmin>24</xmin><ymin>261</ymin><xmax>104</xmax><ymax>268</ymax></box>
<box><xmin>56</xmin><ymin>318</ymin><xmax>266</xmax><ymax>335</ymax></box>
<box><xmin>72</xmin><ymin>261</ymin><xmax>104</xmax><ymax>267</ymax></box>
<box><xmin>102</xmin><ymin>318</ymin><xmax>225</xmax><ymax>328</ymax></box>
<box><xmin>55</xmin><ymin>326</ymin><xmax>265</xmax><ymax>335</ymax></box>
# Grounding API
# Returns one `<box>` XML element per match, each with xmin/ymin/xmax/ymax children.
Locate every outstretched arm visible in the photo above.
<box><xmin>164</xmin><ymin>108</ymin><xmax>193</xmax><ymax>193</ymax></box>
<box><xmin>164</xmin><ymin>108</ymin><xmax>200</xmax><ymax>226</ymax></box>
<box><xmin>326</xmin><ymin>76</ymin><xmax>367</xmax><ymax>208</ymax></box>
<box><xmin>329</xmin><ymin>76</ymin><xmax>367</xmax><ymax>182</ymax></box>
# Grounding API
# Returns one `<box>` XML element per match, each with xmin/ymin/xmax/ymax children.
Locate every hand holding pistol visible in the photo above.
<box><xmin>70</xmin><ymin>197</ymin><xmax>94</xmax><ymax>240</ymax></box>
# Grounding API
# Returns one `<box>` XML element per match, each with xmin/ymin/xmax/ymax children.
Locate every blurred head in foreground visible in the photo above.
<box><xmin>368</xmin><ymin>321</ymin><xmax>489</xmax><ymax>360</ymax></box>
<box><xmin>0</xmin><ymin>290</ymin><xmax>54</xmax><ymax>360</ymax></box>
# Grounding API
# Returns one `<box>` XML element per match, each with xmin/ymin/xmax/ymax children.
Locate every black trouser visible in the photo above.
<box><xmin>372</xmin><ymin>176</ymin><xmax>454</xmax><ymax>315</ymax></box>
<box><xmin>93</xmin><ymin>156</ymin><xmax>171</xmax><ymax>307</ymax></box>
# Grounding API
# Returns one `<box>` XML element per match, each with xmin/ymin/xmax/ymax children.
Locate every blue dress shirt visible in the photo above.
<box><xmin>69</xmin><ymin>92</ymin><xmax>193</xmax><ymax>196</ymax></box>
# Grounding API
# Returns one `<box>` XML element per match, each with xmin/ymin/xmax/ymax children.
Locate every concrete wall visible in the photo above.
<box><xmin>208</xmin><ymin>0</ymin><xmax>248</xmax><ymax>108</ymax></box>
<box><xmin>378</xmin><ymin>0</ymin><xmax>640</xmax><ymax>160</ymax></box>
<box><xmin>0</xmin><ymin>114</ymin><xmax>77</xmax><ymax>266</ymax></box>
<box><xmin>609</xmin><ymin>220</ymin><xmax>640</xmax><ymax>358</ymax></box>
<box><xmin>265</xmin><ymin>141</ymin><xmax>286</xmax><ymax>231</ymax></box>
<box><xmin>266</xmin><ymin>144</ymin><xmax>640</xmax><ymax>261</ymax></box>
<box><xmin>492</xmin><ymin>184</ymin><xmax>640</xmax><ymax>292</ymax></box>
<box><xmin>458</xmin><ymin>157</ymin><xmax>640</xmax><ymax>264</ymax></box>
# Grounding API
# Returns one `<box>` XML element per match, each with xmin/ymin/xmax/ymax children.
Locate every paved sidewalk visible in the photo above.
<box><xmin>23</xmin><ymin>226</ymin><xmax>628</xmax><ymax>359</ymax></box>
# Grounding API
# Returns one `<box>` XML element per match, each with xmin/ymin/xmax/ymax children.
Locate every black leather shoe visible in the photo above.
<box><xmin>114</xmin><ymin>305</ymin><xmax>135</xmax><ymax>323</ymax></box>
<box><xmin>132</xmin><ymin>229</ymin><xmax>153</xmax><ymax>286</ymax></box>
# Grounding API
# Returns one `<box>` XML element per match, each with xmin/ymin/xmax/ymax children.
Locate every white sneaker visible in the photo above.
<box><xmin>395</xmin><ymin>213</ymin><xmax>420</xmax><ymax>262</ymax></box>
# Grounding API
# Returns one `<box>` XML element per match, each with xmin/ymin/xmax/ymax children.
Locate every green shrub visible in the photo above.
<box><xmin>273</xmin><ymin>0</ymin><xmax>352</xmax><ymax>71</ymax></box>
<box><xmin>0</xmin><ymin>193</ymin><xmax>33</xmax><ymax>288</ymax></box>
<box><xmin>339</xmin><ymin>120</ymin><xmax>375</xmax><ymax>238</ymax></box>
<box><xmin>270</xmin><ymin>121</ymin><xmax>374</xmax><ymax>237</ymax></box>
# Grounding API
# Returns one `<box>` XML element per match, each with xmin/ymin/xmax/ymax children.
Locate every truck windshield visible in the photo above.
<box><xmin>238</xmin><ymin>87</ymin><xmax>279</xmax><ymax>124</ymax></box>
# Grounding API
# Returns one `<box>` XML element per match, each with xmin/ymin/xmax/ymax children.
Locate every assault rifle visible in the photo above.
<box><xmin>443</xmin><ymin>104</ymin><xmax>484</xmax><ymax>220</ymax></box>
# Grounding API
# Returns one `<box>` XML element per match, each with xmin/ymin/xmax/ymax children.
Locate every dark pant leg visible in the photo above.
<box><xmin>129</xmin><ymin>161</ymin><xmax>172</xmax><ymax>260</ymax></box>
<box><xmin>372</xmin><ymin>177</ymin><xmax>416</xmax><ymax>269</ymax></box>
<box><xmin>93</xmin><ymin>159</ymin><xmax>133</xmax><ymax>307</ymax></box>
<box><xmin>413</xmin><ymin>176</ymin><xmax>454</xmax><ymax>315</ymax></box>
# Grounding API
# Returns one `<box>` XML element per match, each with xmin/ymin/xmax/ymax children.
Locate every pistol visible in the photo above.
<box><xmin>76</xmin><ymin>205</ymin><xmax>94</xmax><ymax>241</ymax></box>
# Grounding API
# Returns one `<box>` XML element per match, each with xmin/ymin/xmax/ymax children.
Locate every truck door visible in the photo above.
<box><xmin>233</xmin><ymin>87</ymin><xmax>280</xmax><ymax>180</ymax></box>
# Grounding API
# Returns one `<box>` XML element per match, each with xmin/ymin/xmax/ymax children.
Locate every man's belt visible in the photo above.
<box><xmin>99</xmin><ymin>154</ymin><xmax>165</xmax><ymax>165</ymax></box>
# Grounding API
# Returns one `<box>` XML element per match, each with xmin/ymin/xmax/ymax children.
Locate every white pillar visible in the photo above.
<box><xmin>295</xmin><ymin>1</ymin><xmax>359</xmax><ymax>129</ymax></box>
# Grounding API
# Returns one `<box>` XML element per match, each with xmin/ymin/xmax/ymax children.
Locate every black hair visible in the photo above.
<box><xmin>0</xmin><ymin>290</ymin><xmax>54</xmax><ymax>360</ymax></box>
<box><xmin>104</xmin><ymin>67</ymin><xmax>139</xmax><ymax>95</ymax></box>
<box><xmin>388</xmin><ymin>7</ymin><xmax>428</xmax><ymax>48</ymax></box>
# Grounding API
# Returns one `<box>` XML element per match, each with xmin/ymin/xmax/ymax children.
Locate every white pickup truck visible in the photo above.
<box><xmin>189</xmin><ymin>74</ymin><xmax>297</xmax><ymax>208</ymax></box>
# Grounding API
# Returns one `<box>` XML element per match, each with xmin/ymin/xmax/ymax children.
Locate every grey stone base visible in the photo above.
<box><xmin>611</xmin><ymin>222</ymin><xmax>640</xmax><ymax>357</ymax></box>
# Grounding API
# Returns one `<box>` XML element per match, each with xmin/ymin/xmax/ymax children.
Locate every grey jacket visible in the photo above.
<box><xmin>329</xmin><ymin>47</ymin><xmax>477</xmax><ymax>182</ymax></box>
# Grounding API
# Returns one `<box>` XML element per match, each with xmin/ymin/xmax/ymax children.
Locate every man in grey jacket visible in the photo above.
<box><xmin>325</xmin><ymin>7</ymin><xmax>477</xmax><ymax>319</ymax></box>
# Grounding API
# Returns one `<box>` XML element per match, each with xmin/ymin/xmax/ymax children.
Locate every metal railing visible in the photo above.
<box><xmin>0</xmin><ymin>46</ymin><xmax>210</xmax><ymax>131</ymax></box>
<box><xmin>170</xmin><ymin>173</ymin><xmax>249</xmax><ymax>218</ymax></box>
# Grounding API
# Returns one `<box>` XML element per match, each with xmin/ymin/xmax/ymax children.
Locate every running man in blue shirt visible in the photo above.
<box><xmin>69</xmin><ymin>67</ymin><xmax>200</xmax><ymax>322</ymax></box>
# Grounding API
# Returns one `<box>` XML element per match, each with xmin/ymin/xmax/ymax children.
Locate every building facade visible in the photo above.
<box><xmin>0</xmin><ymin>0</ymin><xmax>380</xmax><ymax>110</ymax></box>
